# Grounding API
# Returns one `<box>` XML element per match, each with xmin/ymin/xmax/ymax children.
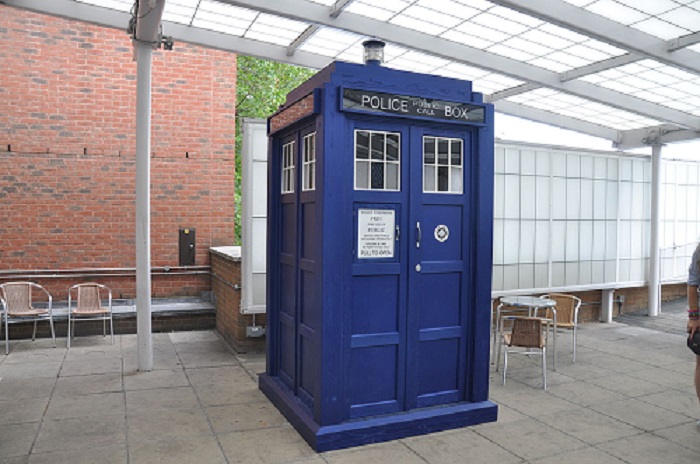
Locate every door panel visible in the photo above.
<box><xmin>407</xmin><ymin>127</ymin><xmax>470</xmax><ymax>409</ymax></box>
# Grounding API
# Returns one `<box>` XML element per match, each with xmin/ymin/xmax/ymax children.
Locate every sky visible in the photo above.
<box><xmin>495</xmin><ymin>113</ymin><xmax>700</xmax><ymax>161</ymax></box>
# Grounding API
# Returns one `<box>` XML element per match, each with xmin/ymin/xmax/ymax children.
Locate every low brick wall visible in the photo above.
<box><xmin>3</xmin><ymin>309</ymin><xmax>216</xmax><ymax>342</ymax></box>
<box><xmin>492</xmin><ymin>282</ymin><xmax>689</xmax><ymax>323</ymax></box>
<box><xmin>211</xmin><ymin>247</ymin><xmax>266</xmax><ymax>353</ymax></box>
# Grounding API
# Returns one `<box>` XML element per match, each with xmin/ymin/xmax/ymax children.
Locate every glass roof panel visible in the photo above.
<box><xmin>441</xmin><ymin>30</ymin><xmax>494</xmax><ymax>49</ymax></box>
<box><xmin>390</xmin><ymin>14</ymin><xmax>448</xmax><ymax>35</ymax></box>
<box><xmin>77</xmin><ymin>0</ymin><xmax>131</xmax><ymax>12</ymax></box>
<box><xmin>470</xmin><ymin>12</ymin><xmax>530</xmax><ymax>35</ymax></box>
<box><xmin>578</xmin><ymin>59</ymin><xmax>700</xmax><ymax>116</ymax></box>
<box><xmin>344</xmin><ymin>3</ymin><xmax>396</xmax><ymax>21</ymax></box>
<box><xmin>614</xmin><ymin>0</ymin><xmax>679</xmax><ymax>15</ymax></box>
<box><xmin>487</xmin><ymin>5</ymin><xmax>544</xmax><ymax>27</ymax></box>
<box><xmin>507</xmin><ymin>88</ymin><xmax>664</xmax><ymax>130</ymax></box>
<box><xmin>631</xmin><ymin>17</ymin><xmax>691</xmax><ymax>39</ymax></box>
<box><xmin>586</xmin><ymin>0</ymin><xmax>649</xmax><ymax>25</ymax></box>
<box><xmin>417</xmin><ymin>0</ymin><xmax>481</xmax><ymax>20</ymax></box>
<box><xmin>659</xmin><ymin>6</ymin><xmax>700</xmax><ymax>30</ymax></box>
<box><xmin>300</xmin><ymin>28</ymin><xmax>364</xmax><ymax>56</ymax></box>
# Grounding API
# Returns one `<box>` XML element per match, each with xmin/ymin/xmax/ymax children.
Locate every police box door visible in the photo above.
<box><xmin>349</xmin><ymin>122</ymin><xmax>472</xmax><ymax>416</ymax></box>
<box><xmin>406</xmin><ymin>126</ymin><xmax>471</xmax><ymax>409</ymax></box>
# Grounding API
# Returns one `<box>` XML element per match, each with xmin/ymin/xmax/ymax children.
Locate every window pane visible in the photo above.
<box><xmin>386</xmin><ymin>163</ymin><xmax>398</xmax><ymax>190</ymax></box>
<box><xmin>356</xmin><ymin>131</ymin><xmax>369</xmax><ymax>159</ymax></box>
<box><xmin>370</xmin><ymin>133</ymin><xmax>384</xmax><ymax>160</ymax></box>
<box><xmin>438</xmin><ymin>140</ymin><xmax>449</xmax><ymax>165</ymax></box>
<box><xmin>356</xmin><ymin>161</ymin><xmax>369</xmax><ymax>189</ymax></box>
<box><xmin>424</xmin><ymin>165</ymin><xmax>436</xmax><ymax>191</ymax></box>
<box><xmin>451</xmin><ymin>140</ymin><xmax>462</xmax><ymax>166</ymax></box>
<box><xmin>386</xmin><ymin>134</ymin><xmax>399</xmax><ymax>161</ymax></box>
<box><xmin>438</xmin><ymin>166</ymin><xmax>449</xmax><ymax>191</ymax></box>
<box><xmin>371</xmin><ymin>162</ymin><xmax>385</xmax><ymax>189</ymax></box>
<box><xmin>424</xmin><ymin>137</ymin><xmax>435</xmax><ymax>164</ymax></box>
<box><xmin>450</xmin><ymin>167</ymin><xmax>462</xmax><ymax>193</ymax></box>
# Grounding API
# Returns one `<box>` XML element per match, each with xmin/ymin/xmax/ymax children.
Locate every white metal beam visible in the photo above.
<box><xmin>559</xmin><ymin>54</ymin><xmax>641</xmax><ymax>82</ymax></box>
<box><xmin>668</xmin><ymin>32</ymin><xmax>700</xmax><ymax>52</ymax></box>
<box><xmin>493</xmin><ymin>101</ymin><xmax>620</xmax><ymax>142</ymax></box>
<box><xmin>489</xmin><ymin>0</ymin><xmax>700</xmax><ymax>75</ymax></box>
<box><xmin>615</xmin><ymin>125</ymin><xmax>700</xmax><ymax>150</ymax></box>
<box><xmin>220</xmin><ymin>0</ymin><xmax>700</xmax><ymax>130</ymax></box>
<box><xmin>330</xmin><ymin>0</ymin><xmax>354</xmax><ymax>18</ymax></box>
<box><xmin>486</xmin><ymin>83</ymin><xmax>540</xmax><ymax>103</ymax></box>
<box><xmin>287</xmin><ymin>25</ymin><xmax>319</xmax><ymax>56</ymax></box>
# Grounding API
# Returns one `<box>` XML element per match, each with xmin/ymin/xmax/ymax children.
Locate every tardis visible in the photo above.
<box><xmin>261</xmin><ymin>43</ymin><xmax>497</xmax><ymax>452</ymax></box>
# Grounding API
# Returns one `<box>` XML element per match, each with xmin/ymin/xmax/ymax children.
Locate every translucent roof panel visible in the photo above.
<box><xmin>507</xmin><ymin>88</ymin><xmax>664</xmax><ymax>130</ymax></box>
<box><xmin>580</xmin><ymin>59</ymin><xmax>700</xmax><ymax>116</ymax></box>
<box><xmin>191</xmin><ymin>1</ymin><xmax>259</xmax><ymax>36</ymax></box>
<box><xmin>343</xmin><ymin>0</ymin><xmax>628</xmax><ymax>72</ymax></box>
<box><xmin>300</xmin><ymin>28</ymin><xmax>365</xmax><ymax>58</ymax></box>
<box><xmin>65</xmin><ymin>0</ymin><xmax>700</xmax><ymax>146</ymax></box>
<box><xmin>77</xmin><ymin>0</ymin><xmax>132</xmax><ymax>12</ymax></box>
<box><xmin>570</xmin><ymin>0</ymin><xmax>700</xmax><ymax>39</ymax></box>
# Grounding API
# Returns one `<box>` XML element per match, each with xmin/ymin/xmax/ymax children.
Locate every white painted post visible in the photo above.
<box><xmin>135</xmin><ymin>40</ymin><xmax>153</xmax><ymax>371</ymax></box>
<box><xmin>648</xmin><ymin>144</ymin><xmax>663</xmax><ymax>317</ymax></box>
<box><xmin>601</xmin><ymin>289</ymin><xmax>614</xmax><ymax>323</ymax></box>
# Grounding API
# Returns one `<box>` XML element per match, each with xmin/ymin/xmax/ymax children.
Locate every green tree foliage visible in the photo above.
<box><xmin>234</xmin><ymin>56</ymin><xmax>315</xmax><ymax>244</ymax></box>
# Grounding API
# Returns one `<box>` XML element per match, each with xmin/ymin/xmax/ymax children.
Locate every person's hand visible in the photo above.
<box><xmin>688</xmin><ymin>318</ymin><xmax>700</xmax><ymax>337</ymax></box>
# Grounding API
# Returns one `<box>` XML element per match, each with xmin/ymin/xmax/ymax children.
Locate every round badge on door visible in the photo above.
<box><xmin>434</xmin><ymin>224</ymin><xmax>449</xmax><ymax>243</ymax></box>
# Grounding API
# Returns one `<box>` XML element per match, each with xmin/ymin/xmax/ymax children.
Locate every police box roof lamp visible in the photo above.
<box><xmin>363</xmin><ymin>39</ymin><xmax>385</xmax><ymax>66</ymax></box>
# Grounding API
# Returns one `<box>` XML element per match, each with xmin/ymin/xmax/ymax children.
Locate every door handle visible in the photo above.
<box><xmin>395</xmin><ymin>225</ymin><xmax>400</xmax><ymax>241</ymax></box>
<box><xmin>416</xmin><ymin>222</ymin><xmax>421</xmax><ymax>248</ymax></box>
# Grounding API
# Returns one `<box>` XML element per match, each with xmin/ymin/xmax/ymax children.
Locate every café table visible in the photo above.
<box><xmin>493</xmin><ymin>295</ymin><xmax>558</xmax><ymax>371</ymax></box>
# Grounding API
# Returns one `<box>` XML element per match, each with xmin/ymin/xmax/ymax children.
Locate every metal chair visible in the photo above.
<box><xmin>501</xmin><ymin>316</ymin><xmax>548</xmax><ymax>390</ymax></box>
<box><xmin>67</xmin><ymin>283</ymin><xmax>113</xmax><ymax>348</ymax></box>
<box><xmin>540</xmin><ymin>293</ymin><xmax>581</xmax><ymax>362</ymax></box>
<box><xmin>0</xmin><ymin>282</ymin><xmax>56</xmax><ymax>355</ymax></box>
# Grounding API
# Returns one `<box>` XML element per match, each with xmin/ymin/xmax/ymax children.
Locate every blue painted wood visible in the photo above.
<box><xmin>266</xmin><ymin>60</ymin><xmax>496</xmax><ymax>451</ymax></box>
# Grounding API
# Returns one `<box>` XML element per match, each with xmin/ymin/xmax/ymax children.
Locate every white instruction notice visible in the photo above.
<box><xmin>358</xmin><ymin>209</ymin><xmax>395</xmax><ymax>259</ymax></box>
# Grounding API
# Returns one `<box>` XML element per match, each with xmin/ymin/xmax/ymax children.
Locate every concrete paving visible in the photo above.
<box><xmin>1</xmin><ymin>303</ymin><xmax>699</xmax><ymax>464</ymax></box>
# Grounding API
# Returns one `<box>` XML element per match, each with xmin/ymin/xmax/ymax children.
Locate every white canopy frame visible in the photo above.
<box><xmin>4</xmin><ymin>0</ymin><xmax>700</xmax><ymax>354</ymax></box>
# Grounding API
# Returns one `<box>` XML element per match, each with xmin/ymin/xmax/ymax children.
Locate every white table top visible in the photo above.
<box><xmin>500</xmin><ymin>295</ymin><xmax>556</xmax><ymax>308</ymax></box>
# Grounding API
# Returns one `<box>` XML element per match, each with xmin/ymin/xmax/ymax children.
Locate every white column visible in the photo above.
<box><xmin>135</xmin><ymin>41</ymin><xmax>153</xmax><ymax>371</ymax></box>
<box><xmin>601</xmin><ymin>289</ymin><xmax>614</xmax><ymax>323</ymax></box>
<box><xmin>648</xmin><ymin>144</ymin><xmax>663</xmax><ymax>317</ymax></box>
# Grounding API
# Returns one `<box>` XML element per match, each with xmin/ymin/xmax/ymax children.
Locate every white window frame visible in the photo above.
<box><xmin>302</xmin><ymin>132</ymin><xmax>316</xmax><ymax>191</ymax></box>
<box><xmin>354</xmin><ymin>129</ymin><xmax>401</xmax><ymax>191</ymax></box>
<box><xmin>423</xmin><ymin>136</ymin><xmax>463</xmax><ymax>194</ymax></box>
<box><xmin>281</xmin><ymin>140</ymin><xmax>295</xmax><ymax>194</ymax></box>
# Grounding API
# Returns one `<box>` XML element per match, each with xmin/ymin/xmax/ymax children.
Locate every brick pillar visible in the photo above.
<box><xmin>211</xmin><ymin>247</ymin><xmax>265</xmax><ymax>352</ymax></box>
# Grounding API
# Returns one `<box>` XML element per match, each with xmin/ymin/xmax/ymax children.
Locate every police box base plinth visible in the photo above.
<box><xmin>259</xmin><ymin>373</ymin><xmax>498</xmax><ymax>452</ymax></box>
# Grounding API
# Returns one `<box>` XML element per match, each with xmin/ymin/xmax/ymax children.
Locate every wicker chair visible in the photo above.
<box><xmin>67</xmin><ymin>283</ymin><xmax>113</xmax><ymax>349</ymax></box>
<box><xmin>0</xmin><ymin>282</ymin><xmax>56</xmax><ymax>355</ymax></box>
<box><xmin>491</xmin><ymin>302</ymin><xmax>531</xmax><ymax>364</ymax></box>
<box><xmin>501</xmin><ymin>316</ymin><xmax>548</xmax><ymax>389</ymax></box>
<box><xmin>540</xmin><ymin>293</ymin><xmax>581</xmax><ymax>363</ymax></box>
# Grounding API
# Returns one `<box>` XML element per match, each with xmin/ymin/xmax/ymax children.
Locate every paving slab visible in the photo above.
<box><xmin>1</xmin><ymin>300</ymin><xmax>698</xmax><ymax>464</ymax></box>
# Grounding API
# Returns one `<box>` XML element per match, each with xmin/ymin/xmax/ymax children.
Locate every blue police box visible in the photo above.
<box><xmin>260</xmin><ymin>44</ymin><xmax>497</xmax><ymax>451</ymax></box>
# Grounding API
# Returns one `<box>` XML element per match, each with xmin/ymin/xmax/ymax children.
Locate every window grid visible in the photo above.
<box><xmin>354</xmin><ymin>130</ymin><xmax>400</xmax><ymax>191</ymax></box>
<box><xmin>281</xmin><ymin>141</ymin><xmax>295</xmax><ymax>194</ymax></box>
<box><xmin>302</xmin><ymin>133</ymin><xmax>316</xmax><ymax>191</ymax></box>
<box><xmin>423</xmin><ymin>136</ymin><xmax>463</xmax><ymax>194</ymax></box>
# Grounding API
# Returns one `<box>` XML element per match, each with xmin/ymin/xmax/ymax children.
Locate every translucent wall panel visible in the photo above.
<box><xmin>493</xmin><ymin>144</ymin><xmax>700</xmax><ymax>293</ymax></box>
<box><xmin>659</xmin><ymin>160</ymin><xmax>700</xmax><ymax>281</ymax></box>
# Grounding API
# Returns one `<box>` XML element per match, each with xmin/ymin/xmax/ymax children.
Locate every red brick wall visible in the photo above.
<box><xmin>0</xmin><ymin>6</ymin><xmax>236</xmax><ymax>298</ymax></box>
